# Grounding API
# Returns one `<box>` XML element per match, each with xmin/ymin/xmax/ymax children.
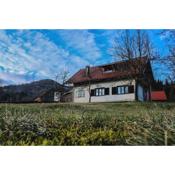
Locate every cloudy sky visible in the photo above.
<box><xmin>0</xmin><ymin>29</ymin><xmax>168</xmax><ymax>85</ymax></box>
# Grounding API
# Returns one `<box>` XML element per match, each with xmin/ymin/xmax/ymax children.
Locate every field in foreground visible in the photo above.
<box><xmin>0</xmin><ymin>102</ymin><xmax>175</xmax><ymax>145</ymax></box>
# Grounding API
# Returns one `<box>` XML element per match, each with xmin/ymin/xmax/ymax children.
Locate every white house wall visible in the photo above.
<box><xmin>73</xmin><ymin>80</ymin><xmax>135</xmax><ymax>103</ymax></box>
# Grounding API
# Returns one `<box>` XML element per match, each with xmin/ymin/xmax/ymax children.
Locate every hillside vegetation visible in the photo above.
<box><xmin>0</xmin><ymin>102</ymin><xmax>175</xmax><ymax>145</ymax></box>
<box><xmin>0</xmin><ymin>79</ymin><xmax>67</xmax><ymax>102</ymax></box>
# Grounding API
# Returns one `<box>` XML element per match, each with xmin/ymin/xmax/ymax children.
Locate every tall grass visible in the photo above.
<box><xmin>0</xmin><ymin>102</ymin><xmax>175</xmax><ymax>145</ymax></box>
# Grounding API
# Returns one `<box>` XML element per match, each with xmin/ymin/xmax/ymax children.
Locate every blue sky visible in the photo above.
<box><xmin>0</xmin><ymin>29</ymin><xmax>169</xmax><ymax>85</ymax></box>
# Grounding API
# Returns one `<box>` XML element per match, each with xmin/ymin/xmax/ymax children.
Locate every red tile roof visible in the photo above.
<box><xmin>67</xmin><ymin>57</ymin><xmax>150</xmax><ymax>84</ymax></box>
<box><xmin>151</xmin><ymin>91</ymin><xmax>167</xmax><ymax>101</ymax></box>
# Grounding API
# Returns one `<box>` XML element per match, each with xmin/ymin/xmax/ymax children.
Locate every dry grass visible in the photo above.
<box><xmin>0</xmin><ymin>102</ymin><xmax>175</xmax><ymax>145</ymax></box>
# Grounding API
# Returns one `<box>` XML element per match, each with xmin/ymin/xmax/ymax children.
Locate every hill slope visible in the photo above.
<box><xmin>0</xmin><ymin>79</ymin><xmax>69</xmax><ymax>102</ymax></box>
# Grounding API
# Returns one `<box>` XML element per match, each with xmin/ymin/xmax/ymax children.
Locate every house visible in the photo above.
<box><xmin>151</xmin><ymin>91</ymin><xmax>167</xmax><ymax>101</ymax></box>
<box><xmin>34</xmin><ymin>88</ymin><xmax>63</xmax><ymax>102</ymax></box>
<box><xmin>34</xmin><ymin>86</ymin><xmax>72</xmax><ymax>103</ymax></box>
<box><xmin>67</xmin><ymin>57</ymin><xmax>154</xmax><ymax>103</ymax></box>
<box><xmin>61</xmin><ymin>90</ymin><xmax>73</xmax><ymax>102</ymax></box>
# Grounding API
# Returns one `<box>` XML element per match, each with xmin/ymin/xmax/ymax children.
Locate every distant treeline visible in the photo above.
<box><xmin>152</xmin><ymin>79</ymin><xmax>175</xmax><ymax>101</ymax></box>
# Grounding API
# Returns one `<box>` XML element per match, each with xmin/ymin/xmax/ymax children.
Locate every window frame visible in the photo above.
<box><xmin>95</xmin><ymin>88</ymin><xmax>105</xmax><ymax>96</ymax></box>
<box><xmin>92</xmin><ymin>87</ymin><xmax>109</xmax><ymax>97</ymax></box>
<box><xmin>112</xmin><ymin>85</ymin><xmax>134</xmax><ymax>95</ymax></box>
<box><xmin>76</xmin><ymin>89</ymin><xmax>85</xmax><ymax>98</ymax></box>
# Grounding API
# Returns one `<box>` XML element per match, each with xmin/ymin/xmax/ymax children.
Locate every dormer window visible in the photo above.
<box><xmin>104</xmin><ymin>69</ymin><xmax>113</xmax><ymax>73</ymax></box>
<box><xmin>103</xmin><ymin>66</ymin><xmax>113</xmax><ymax>73</ymax></box>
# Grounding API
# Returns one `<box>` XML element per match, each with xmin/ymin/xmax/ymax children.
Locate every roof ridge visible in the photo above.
<box><xmin>80</xmin><ymin>56</ymin><xmax>148</xmax><ymax>70</ymax></box>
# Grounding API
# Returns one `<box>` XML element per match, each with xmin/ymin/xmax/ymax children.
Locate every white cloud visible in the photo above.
<box><xmin>0</xmin><ymin>29</ymin><xmax>108</xmax><ymax>85</ymax></box>
<box><xmin>0</xmin><ymin>72</ymin><xmax>29</xmax><ymax>85</ymax></box>
<box><xmin>58</xmin><ymin>30</ymin><xmax>101</xmax><ymax>62</ymax></box>
<box><xmin>0</xmin><ymin>30</ymin><xmax>96</xmax><ymax>85</ymax></box>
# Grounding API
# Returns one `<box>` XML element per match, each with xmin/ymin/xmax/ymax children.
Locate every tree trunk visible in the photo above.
<box><xmin>88</xmin><ymin>81</ymin><xmax>91</xmax><ymax>103</ymax></box>
<box><xmin>148</xmin><ymin>78</ymin><xmax>152</xmax><ymax>101</ymax></box>
<box><xmin>135</xmin><ymin>80</ymin><xmax>138</xmax><ymax>101</ymax></box>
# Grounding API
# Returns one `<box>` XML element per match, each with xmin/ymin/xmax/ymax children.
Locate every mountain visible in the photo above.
<box><xmin>0</xmin><ymin>79</ymin><xmax>70</xmax><ymax>102</ymax></box>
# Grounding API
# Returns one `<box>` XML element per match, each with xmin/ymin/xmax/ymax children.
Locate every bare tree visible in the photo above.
<box><xmin>112</xmin><ymin>30</ymin><xmax>134</xmax><ymax>60</ymax></box>
<box><xmin>161</xmin><ymin>30</ymin><xmax>175</xmax><ymax>81</ymax></box>
<box><xmin>54</xmin><ymin>69</ymin><xmax>70</xmax><ymax>102</ymax></box>
<box><xmin>55</xmin><ymin>69</ymin><xmax>70</xmax><ymax>85</ymax></box>
<box><xmin>111</xmin><ymin>30</ymin><xmax>156</xmax><ymax>62</ymax></box>
<box><xmin>85</xmin><ymin>66</ymin><xmax>91</xmax><ymax>103</ymax></box>
<box><xmin>111</xmin><ymin>30</ymin><xmax>156</xmax><ymax>81</ymax></box>
<box><xmin>169</xmin><ymin>48</ymin><xmax>175</xmax><ymax>81</ymax></box>
<box><xmin>111</xmin><ymin>30</ymin><xmax>157</xmax><ymax>100</ymax></box>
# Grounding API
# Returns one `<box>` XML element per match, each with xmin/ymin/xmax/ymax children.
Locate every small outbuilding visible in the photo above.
<box><xmin>61</xmin><ymin>90</ymin><xmax>73</xmax><ymax>102</ymax></box>
<box><xmin>34</xmin><ymin>87</ymin><xmax>73</xmax><ymax>103</ymax></box>
<box><xmin>151</xmin><ymin>91</ymin><xmax>167</xmax><ymax>101</ymax></box>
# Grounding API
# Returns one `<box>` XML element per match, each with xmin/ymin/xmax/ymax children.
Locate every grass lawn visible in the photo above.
<box><xmin>0</xmin><ymin>102</ymin><xmax>175</xmax><ymax>145</ymax></box>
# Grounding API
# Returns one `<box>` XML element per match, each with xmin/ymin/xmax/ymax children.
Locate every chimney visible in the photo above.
<box><xmin>85</xmin><ymin>65</ymin><xmax>90</xmax><ymax>77</ymax></box>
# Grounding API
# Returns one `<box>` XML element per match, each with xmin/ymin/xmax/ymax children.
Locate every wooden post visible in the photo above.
<box><xmin>164</xmin><ymin>130</ymin><xmax>168</xmax><ymax>146</ymax></box>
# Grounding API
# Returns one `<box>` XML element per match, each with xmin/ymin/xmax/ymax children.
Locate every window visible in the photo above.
<box><xmin>96</xmin><ymin>89</ymin><xmax>99</xmax><ymax>96</ymax></box>
<box><xmin>77</xmin><ymin>89</ymin><xmax>85</xmax><ymax>98</ymax></box>
<box><xmin>104</xmin><ymin>69</ymin><xmax>113</xmax><ymax>73</ymax></box>
<box><xmin>103</xmin><ymin>66</ymin><xmax>113</xmax><ymax>73</ymax></box>
<box><xmin>102</xmin><ymin>89</ymin><xmax>105</xmax><ymax>95</ymax></box>
<box><xmin>54</xmin><ymin>92</ymin><xmax>60</xmax><ymax>102</ymax></box>
<box><xmin>91</xmin><ymin>88</ymin><xmax>109</xmax><ymax>96</ymax></box>
<box><xmin>95</xmin><ymin>88</ymin><xmax>104</xmax><ymax>96</ymax></box>
<box><xmin>54</xmin><ymin>92</ymin><xmax>60</xmax><ymax>97</ymax></box>
<box><xmin>125</xmin><ymin>86</ymin><xmax>129</xmax><ymax>94</ymax></box>
<box><xmin>112</xmin><ymin>85</ymin><xmax>134</xmax><ymax>95</ymax></box>
<box><xmin>99</xmin><ymin>89</ymin><xmax>102</xmax><ymax>96</ymax></box>
<box><xmin>118</xmin><ymin>86</ymin><xmax>125</xmax><ymax>94</ymax></box>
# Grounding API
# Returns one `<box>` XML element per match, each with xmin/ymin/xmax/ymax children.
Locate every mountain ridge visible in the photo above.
<box><xmin>0</xmin><ymin>79</ymin><xmax>69</xmax><ymax>102</ymax></box>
